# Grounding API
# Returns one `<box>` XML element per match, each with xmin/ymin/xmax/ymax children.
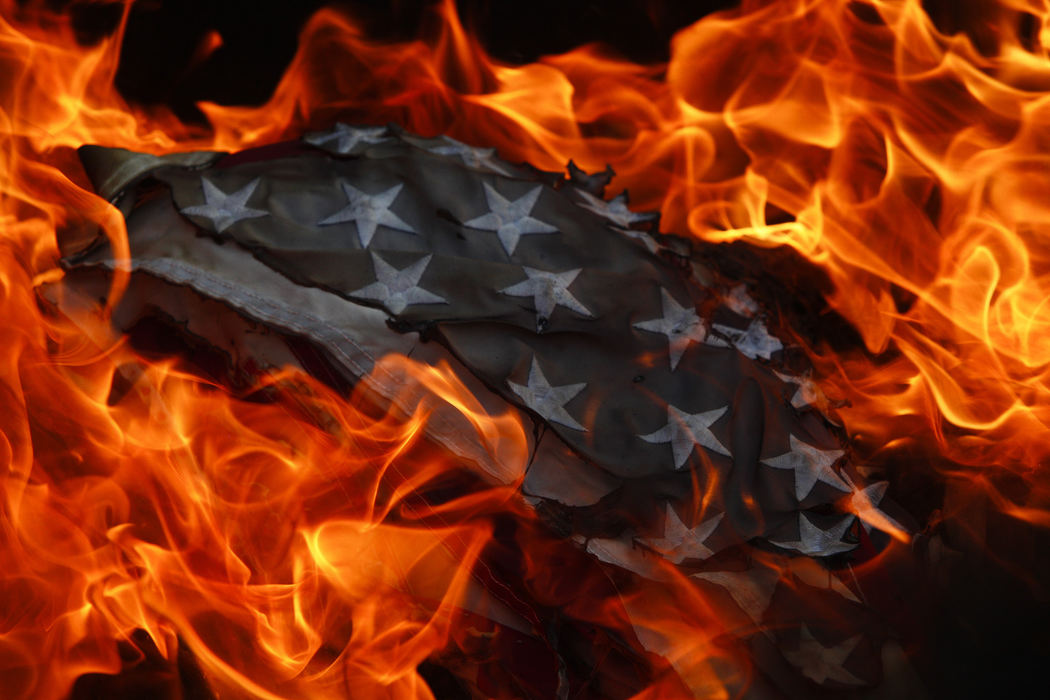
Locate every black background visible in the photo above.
<box><xmin>55</xmin><ymin>0</ymin><xmax>1007</xmax><ymax>127</ymax></box>
<box><xmin>66</xmin><ymin>0</ymin><xmax>736</xmax><ymax>124</ymax></box>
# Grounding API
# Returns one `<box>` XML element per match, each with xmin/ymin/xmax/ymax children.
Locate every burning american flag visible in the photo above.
<box><xmin>2</xmin><ymin>0</ymin><xmax>1049</xmax><ymax>698</ymax></box>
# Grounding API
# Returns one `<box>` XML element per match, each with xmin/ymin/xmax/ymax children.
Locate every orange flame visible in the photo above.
<box><xmin>1</xmin><ymin>4</ymin><xmax>744</xmax><ymax>695</ymax></box>
<box><xmin>3</xmin><ymin>0</ymin><xmax>1050</xmax><ymax>696</ymax></box>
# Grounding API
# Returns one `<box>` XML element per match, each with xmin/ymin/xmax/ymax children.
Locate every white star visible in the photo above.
<box><xmin>318</xmin><ymin>182</ymin><xmax>415</xmax><ymax>247</ymax></box>
<box><xmin>693</xmin><ymin>566</ymin><xmax>779</xmax><ymax>625</ymax></box>
<box><xmin>644</xmin><ymin>504</ymin><xmax>724</xmax><ymax>563</ymax></box>
<box><xmin>305</xmin><ymin>123</ymin><xmax>388</xmax><ymax>154</ymax></box>
<box><xmin>508</xmin><ymin>356</ymin><xmax>587</xmax><ymax>431</ymax></box>
<box><xmin>773</xmin><ymin>370</ymin><xmax>824</xmax><ymax>409</ymax></box>
<box><xmin>500</xmin><ymin>267</ymin><xmax>592</xmax><ymax>331</ymax></box>
<box><xmin>463</xmin><ymin>183</ymin><xmax>558</xmax><ymax>255</ymax></box>
<box><xmin>426</xmin><ymin>136</ymin><xmax>516</xmax><ymax>175</ymax></box>
<box><xmin>632</xmin><ymin>288</ymin><xmax>706</xmax><ymax>371</ymax></box>
<box><xmin>771</xmin><ymin>513</ymin><xmax>857</xmax><ymax>557</ymax></box>
<box><xmin>640</xmin><ymin>404</ymin><xmax>730</xmax><ymax>469</ymax></box>
<box><xmin>349</xmin><ymin>252</ymin><xmax>446</xmax><ymax>315</ymax></box>
<box><xmin>783</xmin><ymin>625</ymin><xmax>864</xmax><ymax>685</ymax></box>
<box><xmin>180</xmin><ymin>177</ymin><xmax>267</xmax><ymax>233</ymax></box>
<box><xmin>709</xmin><ymin>319</ymin><xmax>783</xmax><ymax>360</ymax></box>
<box><xmin>574</xmin><ymin>189</ymin><xmax>656</xmax><ymax>228</ymax></box>
<box><xmin>724</xmin><ymin>284</ymin><xmax>758</xmax><ymax>317</ymax></box>
<box><xmin>844</xmin><ymin>476</ymin><xmax>908</xmax><ymax>538</ymax></box>
<box><xmin>762</xmin><ymin>435</ymin><xmax>849</xmax><ymax>501</ymax></box>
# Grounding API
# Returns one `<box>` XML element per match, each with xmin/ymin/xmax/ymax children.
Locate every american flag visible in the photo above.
<box><xmin>66</xmin><ymin>122</ymin><xmax>915</xmax><ymax>693</ymax></box>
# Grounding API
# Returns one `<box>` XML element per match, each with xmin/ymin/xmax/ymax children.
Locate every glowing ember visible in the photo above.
<box><xmin>2</xmin><ymin>0</ymin><xmax>1049</xmax><ymax>697</ymax></box>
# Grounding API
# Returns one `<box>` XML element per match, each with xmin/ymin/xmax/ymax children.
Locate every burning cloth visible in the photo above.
<box><xmin>60</xmin><ymin>123</ymin><xmax>915</xmax><ymax>695</ymax></box>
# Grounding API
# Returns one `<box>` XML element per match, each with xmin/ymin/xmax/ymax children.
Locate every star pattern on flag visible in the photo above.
<box><xmin>348</xmin><ymin>252</ymin><xmax>446</xmax><ymax>314</ymax></box>
<box><xmin>82</xmin><ymin>131</ymin><xmax>927</xmax><ymax>699</ymax></box>
<box><xmin>508</xmin><ymin>356</ymin><xmax>587</xmax><ymax>431</ymax></box>
<box><xmin>425</xmin><ymin>135</ymin><xmax>516</xmax><ymax>175</ymax></box>
<box><xmin>640</xmin><ymin>404</ymin><xmax>730</xmax><ymax>469</ymax></box>
<box><xmin>318</xmin><ymin>182</ymin><xmax>415</xmax><ymax>247</ymax></box>
<box><xmin>463</xmin><ymin>183</ymin><xmax>558</xmax><ymax>255</ymax></box>
<box><xmin>783</xmin><ymin>625</ymin><xmax>864</xmax><ymax>685</ymax></box>
<box><xmin>709</xmin><ymin>319</ymin><xmax>784</xmax><ymax>360</ymax></box>
<box><xmin>771</xmin><ymin>513</ymin><xmax>857</xmax><ymax>557</ymax></box>
<box><xmin>774</xmin><ymin>370</ymin><xmax>824</xmax><ymax>409</ymax></box>
<box><xmin>500</xmin><ymin>267</ymin><xmax>592</xmax><ymax>331</ymax></box>
<box><xmin>844</xmin><ymin>476</ymin><xmax>907</xmax><ymax>537</ymax></box>
<box><xmin>180</xmin><ymin>177</ymin><xmax>268</xmax><ymax>233</ymax></box>
<box><xmin>633</xmin><ymin>288</ymin><xmax>707</xmax><ymax>370</ymax></box>
<box><xmin>305</xmin><ymin>123</ymin><xmax>388</xmax><ymax>154</ymax></box>
<box><xmin>574</xmin><ymin>190</ymin><xmax>657</xmax><ymax>228</ymax></box>
<box><xmin>762</xmin><ymin>435</ymin><xmax>848</xmax><ymax>501</ymax></box>
<box><xmin>724</xmin><ymin>284</ymin><xmax>759</xmax><ymax>317</ymax></box>
<box><xmin>643</xmin><ymin>504</ymin><xmax>724</xmax><ymax>563</ymax></box>
<box><xmin>693</xmin><ymin>566</ymin><xmax>780</xmax><ymax>626</ymax></box>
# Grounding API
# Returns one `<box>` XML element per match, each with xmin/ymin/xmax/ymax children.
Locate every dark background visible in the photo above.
<box><xmin>61</xmin><ymin>0</ymin><xmax>999</xmax><ymax>122</ymax></box>
<box><xmin>64</xmin><ymin>0</ymin><xmax>734</xmax><ymax>124</ymax></box>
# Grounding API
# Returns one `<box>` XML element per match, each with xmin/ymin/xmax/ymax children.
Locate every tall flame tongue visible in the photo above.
<box><xmin>2</xmin><ymin>0</ymin><xmax>1050</xmax><ymax>697</ymax></box>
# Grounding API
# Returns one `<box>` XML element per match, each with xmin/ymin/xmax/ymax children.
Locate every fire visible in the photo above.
<box><xmin>0</xmin><ymin>304</ymin><xmax>727</xmax><ymax>698</ymax></box>
<box><xmin>2</xmin><ymin>0</ymin><xmax>1050</xmax><ymax>696</ymax></box>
